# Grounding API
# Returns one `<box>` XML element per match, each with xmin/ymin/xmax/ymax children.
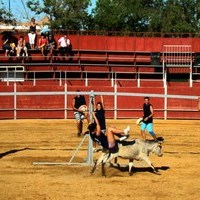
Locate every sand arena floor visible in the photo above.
<box><xmin>0</xmin><ymin>119</ymin><xmax>200</xmax><ymax>200</ymax></box>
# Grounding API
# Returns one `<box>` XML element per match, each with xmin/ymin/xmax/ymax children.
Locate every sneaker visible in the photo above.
<box><xmin>124</xmin><ymin>125</ymin><xmax>130</xmax><ymax>135</ymax></box>
<box><xmin>119</xmin><ymin>135</ymin><xmax>129</xmax><ymax>141</ymax></box>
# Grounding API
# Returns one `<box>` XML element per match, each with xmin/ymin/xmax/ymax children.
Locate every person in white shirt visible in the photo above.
<box><xmin>58</xmin><ymin>34</ymin><xmax>72</xmax><ymax>57</ymax></box>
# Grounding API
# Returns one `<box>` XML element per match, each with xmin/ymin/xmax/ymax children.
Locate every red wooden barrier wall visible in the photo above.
<box><xmin>1</xmin><ymin>34</ymin><xmax>200</xmax><ymax>52</ymax></box>
<box><xmin>0</xmin><ymin>84</ymin><xmax>199</xmax><ymax>119</ymax></box>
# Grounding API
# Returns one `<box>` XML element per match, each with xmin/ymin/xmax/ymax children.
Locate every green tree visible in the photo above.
<box><xmin>0</xmin><ymin>1</ymin><xmax>15</xmax><ymax>24</ymax></box>
<box><xmin>92</xmin><ymin>0</ymin><xmax>200</xmax><ymax>33</ymax></box>
<box><xmin>158</xmin><ymin>0</ymin><xmax>200</xmax><ymax>33</ymax></box>
<box><xmin>26</xmin><ymin>0</ymin><xmax>200</xmax><ymax>33</ymax></box>
<box><xmin>136</xmin><ymin>0</ymin><xmax>200</xmax><ymax>33</ymax></box>
<box><xmin>92</xmin><ymin>0</ymin><xmax>150</xmax><ymax>32</ymax></box>
<box><xmin>27</xmin><ymin>0</ymin><xmax>91</xmax><ymax>30</ymax></box>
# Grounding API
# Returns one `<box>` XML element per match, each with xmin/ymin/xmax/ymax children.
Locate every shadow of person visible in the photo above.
<box><xmin>0</xmin><ymin>148</ymin><xmax>30</xmax><ymax>159</ymax></box>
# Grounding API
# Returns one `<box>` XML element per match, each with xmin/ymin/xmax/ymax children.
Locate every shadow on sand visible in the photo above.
<box><xmin>111</xmin><ymin>164</ymin><xmax>170</xmax><ymax>175</ymax></box>
<box><xmin>0</xmin><ymin>148</ymin><xmax>32</xmax><ymax>159</ymax></box>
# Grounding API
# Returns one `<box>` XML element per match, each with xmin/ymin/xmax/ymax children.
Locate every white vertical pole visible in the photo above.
<box><xmin>64</xmin><ymin>83</ymin><xmax>67</xmax><ymax>119</ymax></box>
<box><xmin>114</xmin><ymin>83</ymin><xmax>117</xmax><ymax>119</ymax></box>
<box><xmin>86</xmin><ymin>90</ymin><xmax>94</xmax><ymax>165</ymax></box>
<box><xmin>163</xmin><ymin>59</ymin><xmax>166</xmax><ymax>87</ymax></box>
<box><xmin>59</xmin><ymin>71</ymin><xmax>62</xmax><ymax>86</ymax></box>
<box><xmin>190</xmin><ymin>60</ymin><xmax>193</xmax><ymax>87</ymax></box>
<box><xmin>33</xmin><ymin>71</ymin><xmax>36</xmax><ymax>86</ymax></box>
<box><xmin>111</xmin><ymin>72</ymin><xmax>114</xmax><ymax>87</ymax></box>
<box><xmin>85</xmin><ymin>72</ymin><xmax>88</xmax><ymax>86</ymax></box>
<box><xmin>137</xmin><ymin>72</ymin><xmax>140</xmax><ymax>87</ymax></box>
<box><xmin>164</xmin><ymin>83</ymin><xmax>167</xmax><ymax>120</ymax></box>
<box><xmin>6</xmin><ymin>68</ymin><xmax>9</xmax><ymax>86</ymax></box>
<box><xmin>14</xmin><ymin>82</ymin><xmax>17</xmax><ymax>120</ymax></box>
<box><xmin>87</xmin><ymin>135</ymin><xmax>93</xmax><ymax>166</ymax></box>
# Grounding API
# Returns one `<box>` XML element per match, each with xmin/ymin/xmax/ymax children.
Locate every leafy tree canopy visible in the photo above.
<box><xmin>1</xmin><ymin>0</ymin><xmax>197</xmax><ymax>33</ymax></box>
<box><xmin>0</xmin><ymin>1</ymin><xmax>16</xmax><ymax>25</ymax></box>
<box><xmin>27</xmin><ymin>0</ymin><xmax>91</xmax><ymax>30</ymax></box>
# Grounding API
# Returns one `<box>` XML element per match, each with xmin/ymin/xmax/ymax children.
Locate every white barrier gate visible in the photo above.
<box><xmin>162</xmin><ymin>45</ymin><xmax>193</xmax><ymax>87</ymax></box>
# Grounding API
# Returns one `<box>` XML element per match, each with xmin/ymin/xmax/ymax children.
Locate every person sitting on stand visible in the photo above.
<box><xmin>38</xmin><ymin>34</ymin><xmax>47</xmax><ymax>56</ymax></box>
<box><xmin>16</xmin><ymin>36</ymin><xmax>28</xmax><ymax>57</ymax></box>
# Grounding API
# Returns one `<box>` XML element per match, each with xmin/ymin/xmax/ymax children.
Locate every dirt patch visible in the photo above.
<box><xmin>0</xmin><ymin>119</ymin><xmax>200</xmax><ymax>200</ymax></box>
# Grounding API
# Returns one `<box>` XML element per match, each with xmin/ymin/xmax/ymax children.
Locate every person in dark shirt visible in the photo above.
<box><xmin>140</xmin><ymin>97</ymin><xmax>157</xmax><ymax>141</ymax></box>
<box><xmin>92</xmin><ymin>95</ymin><xmax>106</xmax><ymax>152</ymax></box>
<box><xmin>86</xmin><ymin>112</ymin><xmax>130</xmax><ymax>153</ymax></box>
<box><xmin>94</xmin><ymin>95</ymin><xmax>106</xmax><ymax>133</ymax></box>
<box><xmin>72</xmin><ymin>90</ymin><xmax>89</xmax><ymax>137</ymax></box>
<box><xmin>46</xmin><ymin>34</ymin><xmax>56</xmax><ymax>56</ymax></box>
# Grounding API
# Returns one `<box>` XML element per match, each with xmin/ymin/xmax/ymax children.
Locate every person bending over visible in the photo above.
<box><xmin>86</xmin><ymin>112</ymin><xmax>130</xmax><ymax>153</ymax></box>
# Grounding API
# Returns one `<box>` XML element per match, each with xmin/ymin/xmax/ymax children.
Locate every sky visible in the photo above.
<box><xmin>1</xmin><ymin>0</ymin><xmax>96</xmax><ymax>23</ymax></box>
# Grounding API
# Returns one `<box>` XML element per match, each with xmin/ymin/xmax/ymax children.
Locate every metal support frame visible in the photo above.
<box><xmin>33</xmin><ymin>90</ymin><xmax>95</xmax><ymax>166</ymax></box>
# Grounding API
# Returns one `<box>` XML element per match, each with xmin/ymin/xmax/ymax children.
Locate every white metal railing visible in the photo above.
<box><xmin>163</xmin><ymin>45</ymin><xmax>193</xmax><ymax>87</ymax></box>
<box><xmin>0</xmin><ymin>83</ymin><xmax>199</xmax><ymax>120</ymax></box>
<box><xmin>0</xmin><ymin>69</ymin><xmax>165</xmax><ymax>87</ymax></box>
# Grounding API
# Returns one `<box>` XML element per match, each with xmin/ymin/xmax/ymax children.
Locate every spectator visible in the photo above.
<box><xmin>16</xmin><ymin>36</ymin><xmax>28</xmax><ymax>57</ymax></box>
<box><xmin>28</xmin><ymin>17</ymin><xmax>37</xmax><ymax>49</ymax></box>
<box><xmin>46</xmin><ymin>34</ymin><xmax>56</xmax><ymax>56</ymax></box>
<box><xmin>10</xmin><ymin>39</ymin><xmax>16</xmax><ymax>56</ymax></box>
<box><xmin>72</xmin><ymin>90</ymin><xmax>90</xmax><ymax>137</ymax></box>
<box><xmin>140</xmin><ymin>97</ymin><xmax>158</xmax><ymax>141</ymax></box>
<box><xmin>2</xmin><ymin>35</ymin><xmax>11</xmax><ymax>57</ymax></box>
<box><xmin>2</xmin><ymin>36</ymin><xmax>16</xmax><ymax>57</ymax></box>
<box><xmin>58</xmin><ymin>34</ymin><xmax>72</xmax><ymax>57</ymax></box>
<box><xmin>38</xmin><ymin>34</ymin><xmax>47</xmax><ymax>56</ymax></box>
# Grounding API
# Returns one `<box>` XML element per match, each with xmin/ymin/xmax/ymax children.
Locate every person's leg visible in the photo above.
<box><xmin>28</xmin><ymin>33</ymin><xmax>31</xmax><ymax>44</ymax></box>
<box><xmin>59</xmin><ymin>47</ymin><xmax>65</xmax><ymax>58</ymax></box>
<box><xmin>24</xmin><ymin>46</ymin><xmax>28</xmax><ymax>56</ymax></box>
<box><xmin>50</xmin><ymin>46</ymin><xmax>53</xmax><ymax>56</ymax></box>
<box><xmin>107</xmin><ymin>126</ymin><xmax>130</xmax><ymax>141</ymax></box>
<box><xmin>106</xmin><ymin>127</ymin><xmax>117</xmax><ymax>148</ymax></box>
<box><xmin>146</xmin><ymin>123</ymin><xmax>157</xmax><ymax>141</ymax></box>
<box><xmin>5</xmin><ymin>49</ymin><xmax>9</xmax><ymax>57</ymax></box>
<box><xmin>140</xmin><ymin>122</ymin><xmax>147</xmax><ymax>141</ymax></box>
<box><xmin>74</xmin><ymin>112</ymin><xmax>83</xmax><ymax>136</ymax></box>
<box><xmin>41</xmin><ymin>46</ymin><xmax>45</xmax><ymax>55</ymax></box>
<box><xmin>77</xmin><ymin>120</ymin><xmax>83</xmax><ymax>136</ymax></box>
<box><xmin>64</xmin><ymin>47</ymin><xmax>68</xmax><ymax>56</ymax></box>
<box><xmin>32</xmin><ymin>33</ymin><xmax>36</xmax><ymax>48</ymax></box>
<box><xmin>28</xmin><ymin>33</ymin><xmax>33</xmax><ymax>49</ymax></box>
<box><xmin>16</xmin><ymin>47</ymin><xmax>21</xmax><ymax>57</ymax></box>
<box><xmin>84</xmin><ymin>112</ymin><xmax>90</xmax><ymax>124</ymax></box>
